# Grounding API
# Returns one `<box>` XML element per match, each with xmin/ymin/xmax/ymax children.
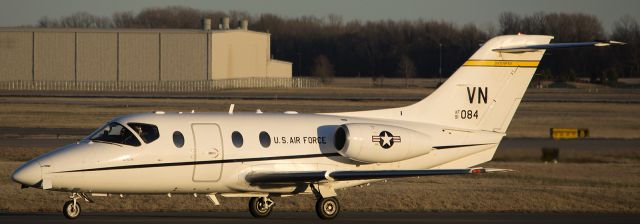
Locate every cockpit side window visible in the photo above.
<box><xmin>127</xmin><ymin>123</ymin><xmax>160</xmax><ymax>143</ymax></box>
<box><xmin>89</xmin><ymin>122</ymin><xmax>141</xmax><ymax>147</ymax></box>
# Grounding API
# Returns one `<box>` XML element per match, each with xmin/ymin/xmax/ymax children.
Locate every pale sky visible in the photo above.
<box><xmin>1</xmin><ymin>0</ymin><xmax>638</xmax><ymax>32</ymax></box>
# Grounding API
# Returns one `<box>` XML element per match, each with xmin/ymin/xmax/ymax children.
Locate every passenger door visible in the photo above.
<box><xmin>191</xmin><ymin>123</ymin><xmax>223</xmax><ymax>181</ymax></box>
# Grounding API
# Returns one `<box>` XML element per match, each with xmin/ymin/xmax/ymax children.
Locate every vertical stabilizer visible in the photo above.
<box><xmin>335</xmin><ymin>35</ymin><xmax>553</xmax><ymax>133</ymax></box>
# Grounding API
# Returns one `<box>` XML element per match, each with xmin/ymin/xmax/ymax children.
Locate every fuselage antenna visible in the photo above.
<box><xmin>228</xmin><ymin>104</ymin><xmax>235</xmax><ymax>115</ymax></box>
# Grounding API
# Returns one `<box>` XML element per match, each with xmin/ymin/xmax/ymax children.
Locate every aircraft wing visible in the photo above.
<box><xmin>245</xmin><ymin>167</ymin><xmax>512</xmax><ymax>184</ymax></box>
<box><xmin>493</xmin><ymin>40</ymin><xmax>626</xmax><ymax>53</ymax></box>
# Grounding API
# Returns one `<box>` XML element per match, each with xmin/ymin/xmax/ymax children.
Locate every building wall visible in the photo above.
<box><xmin>268</xmin><ymin>60</ymin><xmax>293</xmax><ymax>78</ymax></box>
<box><xmin>77</xmin><ymin>32</ymin><xmax>117</xmax><ymax>81</ymax></box>
<box><xmin>34</xmin><ymin>32</ymin><xmax>75</xmax><ymax>81</ymax></box>
<box><xmin>0</xmin><ymin>32</ymin><xmax>32</xmax><ymax>81</ymax></box>
<box><xmin>0</xmin><ymin>29</ymin><xmax>291</xmax><ymax>82</ymax></box>
<box><xmin>119</xmin><ymin>33</ymin><xmax>159</xmax><ymax>81</ymax></box>
<box><xmin>161</xmin><ymin>33</ymin><xmax>207</xmax><ymax>81</ymax></box>
<box><xmin>211</xmin><ymin>30</ymin><xmax>270</xmax><ymax>80</ymax></box>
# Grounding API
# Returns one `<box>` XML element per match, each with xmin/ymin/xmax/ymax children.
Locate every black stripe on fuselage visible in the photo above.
<box><xmin>433</xmin><ymin>143</ymin><xmax>495</xmax><ymax>150</ymax></box>
<box><xmin>56</xmin><ymin>143</ymin><xmax>495</xmax><ymax>173</ymax></box>
<box><xmin>57</xmin><ymin>153</ymin><xmax>342</xmax><ymax>173</ymax></box>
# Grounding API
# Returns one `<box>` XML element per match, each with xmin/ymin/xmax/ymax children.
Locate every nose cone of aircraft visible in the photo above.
<box><xmin>11</xmin><ymin>160</ymin><xmax>42</xmax><ymax>186</ymax></box>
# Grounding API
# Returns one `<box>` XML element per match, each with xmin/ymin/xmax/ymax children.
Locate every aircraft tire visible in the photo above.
<box><xmin>62</xmin><ymin>200</ymin><xmax>81</xmax><ymax>219</ymax></box>
<box><xmin>316</xmin><ymin>197</ymin><xmax>339</xmax><ymax>219</ymax></box>
<box><xmin>249</xmin><ymin>197</ymin><xmax>273</xmax><ymax>218</ymax></box>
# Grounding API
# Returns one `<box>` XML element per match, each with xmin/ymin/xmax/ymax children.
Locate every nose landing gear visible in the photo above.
<box><xmin>63</xmin><ymin>200</ymin><xmax>81</xmax><ymax>219</ymax></box>
<box><xmin>62</xmin><ymin>193</ymin><xmax>92</xmax><ymax>219</ymax></box>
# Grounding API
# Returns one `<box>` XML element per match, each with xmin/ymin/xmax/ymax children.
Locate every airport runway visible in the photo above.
<box><xmin>1</xmin><ymin>212</ymin><xmax>639</xmax><ymax>224</ymax></box>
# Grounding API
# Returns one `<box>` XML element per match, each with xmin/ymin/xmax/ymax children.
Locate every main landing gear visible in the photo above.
<box><xmin>247</xmin><ymin>195</ymin><xmax>340</xmax><ymax>219</ymax></box>
<box><xmin>248</xmin><ymin>197</ymin><xmax>275</xmax><ymax>218</ymax></box>
<box><xmin>316</xmin><ymin>197</ymin><xmax>340</xmax><ymax>219</ymax></box>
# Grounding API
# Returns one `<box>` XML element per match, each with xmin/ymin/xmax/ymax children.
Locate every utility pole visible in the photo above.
<box><xmin>439</xmin><ymin>43</ymin><xmax>443</xmax><ymax>84</ymax></box>
<box><xmin>297</xmin><ymin>53</ymin><xmax>302</xmax><ymax>76</ymax></box>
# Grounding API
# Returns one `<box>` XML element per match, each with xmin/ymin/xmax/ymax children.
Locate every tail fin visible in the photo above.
<box><xmin>407</xmin><ymin>35</ymin><xmax>553</xmax><ymax>132</ymax></box>
<box><xmin>336</xmin><ymin>35</ymin><xmax>553</xmax><ymax>133</ymax></box>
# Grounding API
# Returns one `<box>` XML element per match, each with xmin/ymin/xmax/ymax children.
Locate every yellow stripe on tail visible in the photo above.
<box><xmin>463</xmin><ymin>60</ymin><xmax>539</xmax><ymax>67</ymax></box>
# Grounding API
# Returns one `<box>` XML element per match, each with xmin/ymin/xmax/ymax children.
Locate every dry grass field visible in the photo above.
<box><xmin>0</xmin><ymin>87</ymin><xmax>639</xmax><ymax>214</ymax></box>
<box><xmin>0</xmin><ymin>91</ymin><xmax>639</xmax><ymax>138</ymax></box>
<box><xmin>0</xmin><ymin>160</ymin><xmax>638</xmax><ymax>213</ymax></box>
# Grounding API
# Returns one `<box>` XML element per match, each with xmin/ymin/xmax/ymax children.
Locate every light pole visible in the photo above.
<box><xmin>438</xmin><ymin>43</ymin><xmax>443</xmax><ymax>84</ymax></box>
<box><xmin>297</xmin><ymin>53</ymin><xmax>302</xmax><ymax>76</ymax></box>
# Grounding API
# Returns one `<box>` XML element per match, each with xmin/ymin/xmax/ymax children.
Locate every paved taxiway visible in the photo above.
<box><xmin>2</xmin><ymin>88</ymin><xmax>639</xmax><ymax>103</ymax></box>
<box><xmin>1</xmin><ymin>212</ymin><xmax>639</xmax><ymax>224</ymax></box>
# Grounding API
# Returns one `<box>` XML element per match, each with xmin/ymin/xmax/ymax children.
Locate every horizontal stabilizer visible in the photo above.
<box><xmin>493</xmin><ymin>40</ymin><xmax>626</xmax><ymax>53</ymax></box>
<box><xmin>246</xmin><ymin>168</ymin><xmax>512</xmax><ymax>184</ymax></box>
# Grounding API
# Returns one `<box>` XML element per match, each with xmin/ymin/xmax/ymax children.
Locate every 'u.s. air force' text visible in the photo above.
<box><xmin>273</xmin><ymin>136</ymin><xmax>327</xmax><ymax>144</ymax></box>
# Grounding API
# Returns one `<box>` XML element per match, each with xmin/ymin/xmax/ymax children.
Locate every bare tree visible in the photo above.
<box><xmin>498</xmin><ymin>12</ymin><xmax>522</xmax><ymax>34</ymax></box>
<box><xmin>37</xmin><ymin>16</ymin><xmax>60</xmax><ymax>28</ymax></box>
<box><xmin>62</xmin><ymin>12</ymin><xmax>112</xmax><ymax>28</ymax></box>
<box><xmin>312</xmin><ymin>55</ymin><xmax>334</xmax><ymax>84</ymax></box>
<box><xmin>521</xmin><ymin>12</ymin><xmax>546</xmax><ymax>34</ymax></box>
<box><xmin>38</xmin><ymin>12</ymin><xmax>112</xmax><ymax>28</ymax></box>
<box><xmin>481</xmin><ymin>22</ymin><xmax>498</xmax><ymax>37</ymax></box>
<box><xmin>112</xmin><ymin>11</ymin><xmax>136</xmax><ymax>28</ymax></box>
<box><xmin>135</xmin><ymin>6</ymin><xmax>202</xmax><ymax>28</ymax></box>
<box><xmin>398</xmin><ymin>56</ymin><xmax>416</xmax><ymax>87</ymax></box>
<box><xmin>612</xmin><ymin>15</ymin><xmax>640</xmax><ymax>78</ymax></box>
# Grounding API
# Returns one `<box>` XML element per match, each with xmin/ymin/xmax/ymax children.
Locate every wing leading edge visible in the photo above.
<box><xmin>246</xmin><ymin>168</ymin><xmax>512</xmax><ymax>184</ymax></box>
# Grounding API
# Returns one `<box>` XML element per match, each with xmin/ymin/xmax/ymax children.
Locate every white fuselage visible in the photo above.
<box><xmin>28</xmin><ymin>111</ymin><xmax>503</xmax><ymax>195</ymax></box>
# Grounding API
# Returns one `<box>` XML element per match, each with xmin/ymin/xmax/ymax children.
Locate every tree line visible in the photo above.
<box><xmin>35</xmin><ymin>6</ymin><xmax>640</xmax><ymax>83</ymax></box>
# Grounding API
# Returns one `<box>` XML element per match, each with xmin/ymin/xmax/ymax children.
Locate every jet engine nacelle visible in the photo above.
<box><xmin>333</xmin><ymin>123</ymin><xmax>432</xmax><ymax>163</ymax></box>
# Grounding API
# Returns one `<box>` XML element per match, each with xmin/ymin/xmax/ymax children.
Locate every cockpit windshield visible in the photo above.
<box><xmin>89</xmin><ymin>122</ymin><xmax>141</xmax><ymax>147</ymax></box>
<box><xmin>127</xmin><ymin>123</ymin><xmax>160</xmax><ymax>143</ymax></box>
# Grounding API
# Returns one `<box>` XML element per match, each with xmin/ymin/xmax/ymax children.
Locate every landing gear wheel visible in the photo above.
<box><xmin>316</xmin><ymin>197</ymin><xmax>339</xmax><ymax>220</ymax></box>
<box><xmin>249</xmin><ymin>197</ymin><xmax>274</xmax><ymax>218</ymax></box>
<box><xmin>63</xmin><ymin>200</ymin><xmax>81</xmax><ymax>219</ymax></box>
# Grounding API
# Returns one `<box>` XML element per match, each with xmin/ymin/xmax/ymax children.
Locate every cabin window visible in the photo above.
<box><xmin>89</xmin><ymin>122</ymin><xmax>141</xmax><ymax>147</ymax></box>
<box><xmin>173</xmin><ymin>131</ymin><xmax>185</xmax><ymax>148</ymax></box>
<box><xmin>232</xmin><ymin>131</ymin><xmax>243</xmax><ymax>148</ymax></box>
<box><xmin>259</xmin><ymin>131</ymin><xmax>271</xmax><ymax>148</ymax></box>
<box><xmin>127</xmin><ymin>123</ymin><xmax>160</xmax><ymax>143</ymax></box>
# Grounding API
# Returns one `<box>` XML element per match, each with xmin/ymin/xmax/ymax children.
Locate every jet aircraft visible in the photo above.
<box><xmin>11</xmin><ymin>34</ymin><xmax>623</xmax><ymax>219</ymax></box>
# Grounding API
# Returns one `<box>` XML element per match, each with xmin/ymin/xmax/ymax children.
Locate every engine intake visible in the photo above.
<box><xmin>334</xmin><ymin>123</ymin><xmax>431</xmax><ymax>163</ymax></box>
